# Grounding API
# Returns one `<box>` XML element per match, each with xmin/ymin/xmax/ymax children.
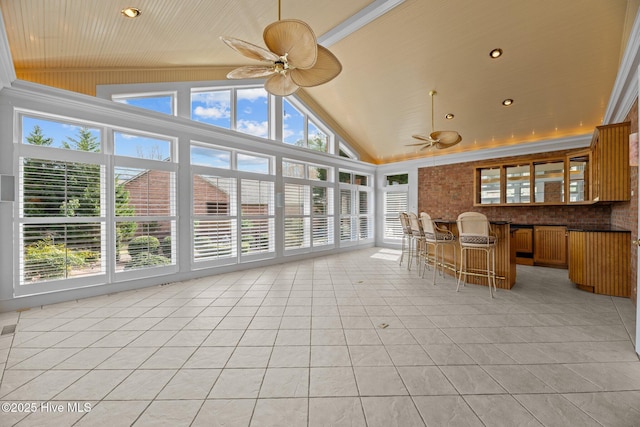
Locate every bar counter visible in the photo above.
<box><xmin>432</xmin><ymin>220</ymin><xmax>516</xmax><ymax>289</ymax></box>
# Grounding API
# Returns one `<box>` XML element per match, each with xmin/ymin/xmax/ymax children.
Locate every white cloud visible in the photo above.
<box><xmin>193</xmin><ymin>105</ymin><xmax>230</xmax><ymax>120</ymax></box>
<box><xmin>237</xmin><ymin>119</ymin><xmax>268</xmax><ymax>138</ymax></box>
<box><xmin>237</xmin><ymin>88</ymin><xmax>268</xmax><ymax>102</ymax></box>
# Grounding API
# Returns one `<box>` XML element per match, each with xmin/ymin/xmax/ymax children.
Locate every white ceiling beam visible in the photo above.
<box><xmin>318</xmin><ymin>0</ymin><xmax>406</xmax><ymax>47</ymax></box>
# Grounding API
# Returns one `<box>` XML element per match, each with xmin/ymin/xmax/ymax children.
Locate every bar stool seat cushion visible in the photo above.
<box><xmin>425</xmin><ymin>231</ymin><xmax>455</xmax><ymax>241</ymax></box>
<box><xmin>460</xmin><ymin>234</ymin><xmax>496</xmax><ymax>245</ymax></box>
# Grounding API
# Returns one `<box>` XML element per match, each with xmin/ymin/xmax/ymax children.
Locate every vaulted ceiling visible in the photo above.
<box><xmin>1</xmin><ymin>0</ymin><xmax>637</xmax><ymax>163</ymax></box>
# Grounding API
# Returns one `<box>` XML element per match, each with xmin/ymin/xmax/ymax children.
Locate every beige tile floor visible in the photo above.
<box><xmin>0</xmin><ymin>247</ymin><xmax>638</xmax><ymax>426</ymax></box>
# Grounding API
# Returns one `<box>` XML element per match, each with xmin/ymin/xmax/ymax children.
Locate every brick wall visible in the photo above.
<box><xmin>611</xmin><ymin>99</ymin><xmax>638</xmax><ymax>304</ymax></box>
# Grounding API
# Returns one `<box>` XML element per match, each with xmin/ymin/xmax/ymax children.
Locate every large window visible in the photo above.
<box><xmin>190</xmin><ymin>142</ymin><xmax>276</xmax><ymax>265</ymax></box>
<box><xmin>282</xmin><ymin>159</ymin><xmax>334</xmax><ymax>253</ymax></box>
<box><xmin>10</xmin><ymin>86</ymin><xmax>376</xmax><ymax>301</ymax></box>
<box><xmin>383</xmin><ymin>191</ymin><xmax>407</xmax><ymax>240</ymax></box>
<box><xmin>339</xmin><ymin>170</ymin><xmax>372</xmax><ymax>244</ymax></box>
<box><xmin>193</xmin><ymin>175</ymin><xmax>237</xmax><ymax>263</ymax></box>
<box><xmin>17</xmin><ymin>113</ymin><xmax>177</xmax><ymax>294</ymax></box>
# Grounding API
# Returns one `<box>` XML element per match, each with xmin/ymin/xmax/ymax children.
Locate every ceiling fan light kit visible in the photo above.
<box><xmin>220</xmin><ymin>0</ymin><xmax>342</xmax><ymax>96</ymax></box>
<box><xmin>408</xmin><ymin>90</ymin><xmax>462</xmax><ymax>150</ymax></box>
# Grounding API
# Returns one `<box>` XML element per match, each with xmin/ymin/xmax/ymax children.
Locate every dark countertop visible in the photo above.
<box><xmin>567</xmin><ymin>226</ymin><xmax>631</xmax><ymax>233</ymax></box>
<box><xmin>433</xmin><ymin>219</ymin><xmax>510</xmax><ymax>225</ymax></box>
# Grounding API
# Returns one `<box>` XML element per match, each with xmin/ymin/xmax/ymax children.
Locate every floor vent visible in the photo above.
<box><xmin>1</xmin><ymin>324</ymin><xmax>17</xmax><ymax>335</ymax></box>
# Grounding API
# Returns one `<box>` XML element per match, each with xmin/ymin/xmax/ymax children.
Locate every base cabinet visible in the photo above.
<box><xmin>568</xmin><ymin>230</ymin><xmax>631</xmax><ymax>297</ymax></box>
<box><xmin>533</xmin><ymin>226</ymin><xmax>567</xmax><ymax>268</ymax></box>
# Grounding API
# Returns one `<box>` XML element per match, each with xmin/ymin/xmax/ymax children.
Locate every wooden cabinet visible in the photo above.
<box><xmin>591</xmin><ymin>122</ymin><xmax>630</xmax><ymax>202</ymax></box>
<box><xmin>513</xmin><ymin>228</ymin><xmax>534</xmax><ymax>265</ymax></box>
<box><xmin>474</xmin><ymin>121</ymin><xmax>630</xmax><ymax>206</ymax></box>
<box><xmin>568</xmin><ymin>230</ymin><xmax>631</xmax><ymax>297</ymax></box>
<box><xmin>533</xmin><ymin>226</ymin><xmax>567</xmax><ymax>268</ymax></box>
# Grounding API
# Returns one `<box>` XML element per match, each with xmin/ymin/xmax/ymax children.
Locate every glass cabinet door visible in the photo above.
<box><xmin>505</xmin><ymin>164</ymin><xmax>530</xmax><ymax>204</ymax></box>
<box><xmin>534</xmin><ymin>161</ymin><xmax>565</xmax><ymax>203</ymax></box>
<box><xmin>477</xmin><ymin>167</ymin><xmax>501</xmax><ymax>204</ymax></box>
<box><xmin>568</xmin><ymin>154</ymin><xmax>589</xmax><ymax>202</ymax></box>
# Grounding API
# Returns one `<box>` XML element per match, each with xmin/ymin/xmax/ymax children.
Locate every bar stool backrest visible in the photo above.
<box><xmin>399</xmin><ymin>212</ymin><xmax>411</xmax><ymax>235</ymax></box>
<box><xmin>419</xmin><ymin>212</ymin><xmax>436</xmax><ymax>236</ymax></box>
<box><xmin>408</xmin><ymin>212</ymin><xmax>424</xmax><ymax>237</ymax></box>
<box><xmin>457</xmin><ymin>212</ymin><xmax>493</xmax><ymax>246</ymax></box>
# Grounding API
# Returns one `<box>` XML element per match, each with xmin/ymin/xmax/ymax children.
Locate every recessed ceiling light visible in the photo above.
<box><xmin>502</xmin><ymin>98</ymin><xmax>513</xmax><ymax>106</ymax></box>
<box><xmin>445</xmin><ymin>113</ymin><xmax>454</xmax><ymax>120</ymax></box>
<box><xmin>489</xmin><ymin>48</ymin><xmax>503</xmax><ymax>59</ymax></box>
<box><xmin>121</xmin><ymin>7</ymin><xmax>141</xmax><ymax>18</ymax></box>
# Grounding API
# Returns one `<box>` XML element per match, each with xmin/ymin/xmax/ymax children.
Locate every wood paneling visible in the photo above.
<box><xmin>513</xmin><ymin>228</ymin><xmax>534</xmax><ymax>265</ymax></box>
<box><xmin>513</xmin><ymin>228</ymin><xmax>533</xmax><ymax>252</ymax></box>
<box><xmin>533</xmin><ymin>226</ymin><xmax>567</xmax><ymax>267</ymax></box>
<box><xmin>591</xmin><ymin>122</ymin><xmax>630</xmax><ymax>202</ymax></box>
<box><xmin>568</xmin><ymin>231</ymin><xmax>631</xmax><ymax>297</ymax></box>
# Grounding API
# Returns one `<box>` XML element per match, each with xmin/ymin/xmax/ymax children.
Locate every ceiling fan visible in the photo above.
<box><xmin>407</xmin><ymin>90</ymin><xmax>462</xmax><ymax>150</ymax></box>
<box><xmin>220</xmin><ymin>0</ymin><xmax>342</xmax><ymax>97</ymax></box>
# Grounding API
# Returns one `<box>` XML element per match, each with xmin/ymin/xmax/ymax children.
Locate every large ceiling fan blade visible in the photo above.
<box><xmin>265</xmin><ymin>73</ymin><xmax>299</xmax><ymax>96</ymax></box>
<box><xmin>263</xmin><ymin>19</ymin><xmax>317</xmax><ymax>69</ymax></box>
<box><xmin>220</xmin><ymin>36</ymin><xmax>279</xmax><ymax>62</ymax></box>
<box><xmin>411</xmin><ymin>134</ymin><xmax>435</xmax><ymax>142</ymax></box>
<box><xmin>431</xmin><ymin>131</ymin><xmax>462</xmax><ymax>146</ymax></box>
<box><xmin>290</xmin><ymin>45</ymin><xmax>342</xmax><ymax>87</ymax></box>
<box><xmin>406</xmin><ymin>142</ymin><xmax>430</xmax><ymax>146</ymax></box>
<box><xmin>227</xmin><ymin>65</ymin><xmax>276</xmax><ymax>79</ymax></box>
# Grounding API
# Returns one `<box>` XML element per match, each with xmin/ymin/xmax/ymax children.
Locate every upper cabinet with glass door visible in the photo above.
<box><xmin>533</xmin><ymin>161</ymin><xmax>564</xmax><ymax>203</ymax></box>
<box><xmin>475</xmin><ymin>154</ymin><xmax>591</xmax><ymax>206</ymax></box>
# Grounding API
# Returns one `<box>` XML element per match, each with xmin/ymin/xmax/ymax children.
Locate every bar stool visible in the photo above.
<box><xmin>408</xmin><ymin>212</ymin><xmax>426</xmax><ymax>273</ymax></box>
<box><xmin>456</xmin><ymin>212</ymin><xmax>498</xmax><ymax>298</ymax></box>
<box><xmin>420</xmin><ymin>212</ymin><xmax>457</xmax><ymax>285</ymax></box>
<box><xmin>398</xmin><ymin>212</ymin><xmax>413</xmax><ymax>268</ymax></box>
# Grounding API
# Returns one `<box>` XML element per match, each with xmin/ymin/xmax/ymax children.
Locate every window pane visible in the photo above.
<box><xmin>308</xmin><ymin>120</ymin><xmax>327</xmax><ymax>152</ymax></box>
<box><xmin>283</xmin><ymin>160</ymin><xmax>305</xmax><ymax>178</ymax></box>
<box><xmin>23</xmin><ymin>116</ymin><xmax>101</xmax><ymax>152</ymax></box>
<box><xmin>193</xmin><ymin>175</ymin><xmax>235</xmax><ymax>216</ymax></box>
<box><xmin>386</xmin><ymin>173</ymin><xmax>408</xmax><ymax>185</ymax></box>
<box><xmin>313</xmin><ymin>217</ymin><xmax>332</xmax><ymax>246</ymax></box>
<box><xmin>114</xmin><ymin>94</ymin><xmax>174</xmax><ymax>115</ymax></box>
<box><xmin>340</xmin><ymin>189</ymin><xmax>352</xmax><ymax>215</ymax></box>
<box><xmin>191</xmin><ymin>145</ymin><xmax>231</xmax><ymax>169</ymax></box>
<box><xmin>384</xmin><ymin>191</ymin><xmax>408</xmax><ymax>239</ymax></box>
<box><xmin>237</xmin><ymin>153</ymin><xmax>270</xmax><ymax>174</ymax></box>
<box><xmin>506</xmin><ymin>165</ymin><xmax>530</xmax><ymax>204</ymax></box>
<box><xmin>116</xmin><ymin>220</ymin><xmax>175</xmax><ymax>272</ymax></box>
<box><xmin>359</xmin><ymin>191</ymin><xmax>369</xmax><ymax>214</ymax></box>
<box><xmin>114</xmin><ymin>132</ymin><xmax>172</xmax><ymax>161</ymax></box>
<box><xmin>116</xmin><ymin>167</ymin><xmax>175</xmax><ymax>217</ymax></box>
<box><xmin>285</xmin><ymin>184</ymin><xmax>309</xmax><ymax>215</ymax></box>
<box><xmin>191</xmin><ymin>90</ymin><xmax>231</xmax><ymax>129</ymax></box>
<box><xmin>241</xmin><ymin>180</ymin><xmax>274</xmax><ymax>216</ymax></box>
<box><xmin>340</xmin><ymin>218</ymin><xmax>355</xmax><ymax>241</ymax></box>
<box><xmin>309</xmin><ymin>166</ymin><xmax>329</xmax><ymax>181</ymax></box>
<box><xmin>478</xmin><ymin>167</ymin><xmax>501</xmax><ymax>204</ymax></box>
<box><xmin>194</xmin><ymin>220</ymin><xmax>236</xmax><ymax>261</ymax></box>
<box><xmin>569</xmin><ymin>155</ymin><xmax>589</xmax><ymax>202</ymax></box>
<box><xmin>22</xmin><ymin>223</ymin><xmax>103</xmax><ymax>284</ymax></box>
<box><xmin>236</xmin><ymin>87</ymin><xmax>268</xmax><ymax>138</ymax></box>
<box><xmin>283</xmin><ymin>99</ymin><xmax>305</xmax><ymax>145</ymax></box>
<box><xmin>285</xmin><ymin>217</ymin><xmax>310</xmax><ymax>249</ymax></box>
<box><xmin>241</xmin><ymin>180</ymin><xmax>274</xmax><ymax>255</ymax></box>
<box><xmin>339</xmin><ymin>171</ymin><xmax>352</xmax><ymax>184</ymax></box>
<box><xmin>355</xmin><ymin>174</ymin><xmax>368</xmax><ymax>186</ymax></box>
<box><xmin>534</xmin><ymin>161</ymin><xmax>564</xmax><ymax>203</ymax></box>
<box><xmin>21</xmin><ymin>159</ymin><xmax>103</xmax><ymax>218</ymax></box>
